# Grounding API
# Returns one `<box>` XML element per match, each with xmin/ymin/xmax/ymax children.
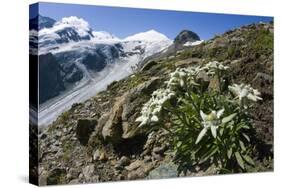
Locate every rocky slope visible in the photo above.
<box><xmin>37</xmin><ymin>22</ymin><xmax>273</xmax><ymax>185</ymax></box>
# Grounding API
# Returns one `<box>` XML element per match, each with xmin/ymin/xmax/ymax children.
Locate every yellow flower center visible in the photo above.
<box><xmin>207</xmin><ymin>112</ymin><xmax>217</xmax><ymax>121</ymax></box>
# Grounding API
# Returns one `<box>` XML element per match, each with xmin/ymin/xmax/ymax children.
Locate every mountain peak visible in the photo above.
<box><xmin>30</xmin><ymin>14</ymin><xmax>56</xmax><ymax>30</ymax></box>
<box><xmin>124</xmin><ymin>29</ymin><xmax>171</xmax><ymax>42</ymax></box>
<box><xmin>174</xmin><ymin>30</ymin><xmax>200</xmax><ymax>46</ymax></box>
<box><xmin>53</xmin><ymin>16</ymin><xmax>92</xmax><ymax>37</ymax></box>
<box><xmin>58</xmin><ymin>16</ymin><xmax>90</xmax><ymax>30</ymax></box>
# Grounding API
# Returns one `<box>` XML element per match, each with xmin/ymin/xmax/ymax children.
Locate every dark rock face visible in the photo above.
<box><xmin>61</xmin><ymin>63</ymin><xmax>83</xmax><ymax>83</ymax></box>
<box><xmin>82</xmin><ymin>53</ymin><xmax>107</xmax><ymax>72</ymax></box>
<box><xmin>76</xmin><ymin>119</ymin><xmax>97</xmax><ymax>145</ymax></box>
<box><xmin>38</xmin><ymin>52</ymin><xmax>84</xmax><ymax>104</ymax></box>
<box><xmin>82</xmin><ymin>46</ymin><xmax>120</xmax><ymax>72</ymax></box>
<box><xmin>39</xmin><ymin>53</ymin><xmax>65</xmax><ymax>104</ymax></box>
<box><xmin>174</xmin><ymin>30</ymin><xmax>200</xmax><ymax>46</ymax></box>
<box><xmin>55</xmin><ymin>27</ymin><xmax>93</xmax><ymax>44</ymax></box>
<box><xmin>30</xmin><ymin>15</ymin><xmax>56</xmax><ymax>31</ymax></box>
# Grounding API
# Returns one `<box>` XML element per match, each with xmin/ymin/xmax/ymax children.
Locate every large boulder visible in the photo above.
<box><xmin>146</xmin><ymin>162</ymin><xmax>178</xmax><ymax>179</ymax></box>
<box><xmin>122</xmin><ymin>77</ymin><xmax>161</xmax><ymax>138</ymax></box>
<box><xmin>76</xmin><ymin>118</ymin><xmax>97</xmax><ymax>145</ymax></box>
<box><xmin>82</xmin><ymin>164</ymin><xmax>99</xmax><ymax>182</ymax></box>
<box><xmin>101</xmin><ymin>77</ymin><xmax>161</xmax><ymax>143</ymax></box>
<box><xmin>101</xmin><ymin>96</ymin><xmax>125</xmax><ymax>143</ymax></box>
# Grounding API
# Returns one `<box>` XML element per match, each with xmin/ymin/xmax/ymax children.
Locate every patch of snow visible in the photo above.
<box><xmin>41</xmin><ymin>16</ymin><xmax>91</xmax><ymax>37</ymax></box>
<box><xmin>124</xmin><ymin>30</ymin><xmax>171</xmax><ymax>42</ymax></box>
<box><xmin>92</xmin><ymin>31</ymin><xmax>120</xmax><ymax>41</ymax></box>
<box><xmin>183</xmin><ymin>40</ymin><xmax>204</xmax><ymax>47</ymax></box>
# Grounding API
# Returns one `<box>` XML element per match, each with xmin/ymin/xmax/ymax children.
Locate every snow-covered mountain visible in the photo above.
<box><xmin>124</xmin><ymin>30</ymin><xmax>170</xmax><ymax>41</ymax></box>
<box><xmin>30</xmin><ymin>15</ymin><xmax>172</xmax><ymax>126</ymax></box>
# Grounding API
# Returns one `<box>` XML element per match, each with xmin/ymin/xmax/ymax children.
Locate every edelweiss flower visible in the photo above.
<box><xmin>166</xmin><ymin>68</ymin><xmax>187</xmax><ymax>88</ymax></box>
<box><xmin>196</xmin><ymin>109</ymin><xmax>224</xmax><ymax>144</ymax></box>
<box><xmin>203</xmin><ymin>61</ymin><xmax>229</xmax><ymax>75</ymax></box>
<box><xmin>228</xmin><ymin>84</ymin><xmax>262</xmax><ymax>103</ymax></box>
<box><xmin>136</xmin><ymin>88</ymin><xmax>175</xmax><ymax>127</ymax></box>
<box><xmin>166</xmin><ymin>67</ymin><xmax>202</xmax><ymax>89</ymax></box>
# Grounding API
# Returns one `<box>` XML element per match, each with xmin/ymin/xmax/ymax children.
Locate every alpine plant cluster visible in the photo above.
<box><xmin>136</xmin><ymin>61</ymin><xmax>263</xmax><ymax>171</ymax></box>
<box><xmin>136</xmin><ymin>61</ymin><xmax>262</xmax><ymax>128</ymax></box>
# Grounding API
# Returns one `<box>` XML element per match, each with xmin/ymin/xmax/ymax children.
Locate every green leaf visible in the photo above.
<box><xmin>219</xmin><ymin>127</ymin><xmax>224</xmax><ymax>136</ymax></box>
<box><xmin>242</xmin><ymin>133</ymin><xmax>250</xmax><ymax>142</ymax></box>
<box><xmin>196</xmin><ymin>128</ymin><xmax>207</xmax><ymax>144</ymax></box>
<box><xmin>239</xmin><ymin>123</ymin><xmax>250</xmax><ymax>129</ymax></box>
<box><xmin>222</xmin><ymin>113</ymin><xmax>237</xmax><ymax>124</ymax></box>
<box><xmin>239</xmin><ymin>140</ymin><xmax>246</xmax><ymax>151</ymax></box>
<box><xmin>202</xmin><ymin>147</ymin><xmax>218</xmax><ymax>162</ymax></box>
<box><xmin>176</xmin><ymin>141</ymin><xmax>182</xmax><ymax>148</ymax></box>
<box><xmin>235</xmin><ymin>152</ymin><xmax>245</xmax><ymax>169</ymax></box>
<box><xmin>243</xmin><ymin>155</ymin><xmax>255</xmax><ymax>166</ymax></box>
<box><xmin>227</xmin><ymin>148</ymin><xmax>232</xmax><ymax>159</ymax></box>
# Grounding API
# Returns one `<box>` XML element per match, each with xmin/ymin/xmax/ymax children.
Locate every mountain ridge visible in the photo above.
<box><xmin>31</xmin><ymin>15</ymin><xmax>184</xmax><ymax>126</ymax></box>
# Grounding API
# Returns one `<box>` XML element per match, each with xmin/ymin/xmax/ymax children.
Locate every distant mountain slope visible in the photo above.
<box><xmin>139</xmin><ymin>29</ymin><xmax>202</xmax><ymax>67</ymax></box>
<box><xmin>30</xmin><ymin>15</ymin><xmax>176</xmax><ymax>125</ymax></box>
<box><xmin>30</xmin><ymin>15</ymin><xmax>56</xmax><ymax>30</ymax></box>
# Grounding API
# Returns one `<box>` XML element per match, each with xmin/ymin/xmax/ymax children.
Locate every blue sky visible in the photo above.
<box><xmin>30</xmin><ymin>2</ymin><xmax>273</xmax><ymax>40</ymax></box>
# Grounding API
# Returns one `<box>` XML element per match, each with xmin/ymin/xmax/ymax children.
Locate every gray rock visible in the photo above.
<box><xmin>253</xmin><ymin>72</ymin><xmax>273</xmax><ymax>84</ymax></box>
<box><xmin>115</xmin><ymin>156</ymin><xmax>131</xmax><ymax>169</ymax></box>
<box><xmin>127</xmin><ymin>168</ymin><xmax>145</xmax><ymax>180</ymax></box>
<box><xmin>76</xmin><ymin>118</ymin><xmax>97</xmax><ymax>145</ymax></box>
<box><xmin>82</xmin><ymin>164</ymin><xmax>97</xmax><ymax>182</ymax></box>
<box><xmin>119</xmin><ymin>156</ymin><xmax>131</xmax><ymax>166</ymax></box>
<box><xmin>102</xmin><ymin>97</ymin><xmax>125</xmax><ymax>143</ymax></box>
<box><xmin>46</xmin><ymin>168</ymin><xmax>66</xmax><ymax>185</ymax></box>
<box><xmin>122</xmin><ymin>78</ymin><xmax>161</xmax><ymax>139</ymax></box>
<box><xmin>152</xmin><ymin>145</ymin><xmax>166</xmax><ymax>155</ymax></box>
<box><xmin>39</xmin><ymin>170</ymin><xmax>48</xmax><ymax>186</ymax></box>
<box><xmin>147</xmin><ymin>162</ymin><xmax>178</xmax><ymax>179</ymax></box>
<box><xmin>92</xmin><ymin>148</ymin><xmax>107</xmax><ymax>161</ymax></box>
<box><xmin>68</xmin><ymin>179</ymin><xmax>80</xmax><ymax>184</ymax></box>
<box><xmin>144</xmin><ymin>156</ymin><xmax>152</xmax><ymax>163</ymax></box>
<box><xmin>125</xmin><ymin>160</ymin><xmax>142</xmax><ymax>171</ymax></box>
<box><xmin>67</xmin><ymin>168</ymin><xmax>80</xmax><ymax>180</ymax></box>
<box><xmin>127</xmin><ymin>162</ymin><xmax>154</xmax><ymax>180</ymax></box>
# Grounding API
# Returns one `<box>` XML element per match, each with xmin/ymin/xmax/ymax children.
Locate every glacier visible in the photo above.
<box><xmin>31</xmin><ymin>16</ymin><xmax>173</xmax><ymax>126</ymax></box>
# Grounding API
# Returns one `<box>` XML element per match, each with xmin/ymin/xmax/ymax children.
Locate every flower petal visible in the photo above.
<box><xmin>200</xmin><ymin>110</ymin><xmax>207</xmax><ymax>120</ymax></box>
<box><xmin>217</xmin><ymin>108</ymin><xmax>225</xmax><ymax>118</ymax></box>
<box><xmin>196</xmin><ymin>128</ymin><xmax>208</xmax><ymax>144</ymax></box>
<box><xmin>210</xmin><ymin>125</ymin><xmax>217</xmax><ymax>138</ymax></box>
<box><xmin>151</xmin><ymin>115</ymin><xmax>159</xmax><ymax>122</ymax></box>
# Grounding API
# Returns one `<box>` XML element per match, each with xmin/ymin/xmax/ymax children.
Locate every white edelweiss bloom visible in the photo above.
<box><xmin>196</xmin><ymin>108</ymin><xmax>224</xmax><ymax>143</ymax></box>
<box><xmin>136</xmin><ymin>88</ymin><xmax>174</xmax><ymax>127</ymax></box>
<box><xmin>167</xmin><ymin>66</ymin><xmax>203</xmax><ymax>89</ymax></box>
<box><xmin>151</xmin><ymin>115</ymin><xmax>159</xmax><ymax>122</ymax></box>
<box><xmin>228</xmin><ymin>83</ymin><xmax>262</xmax><ymax>103</ymax></box>
<box><xmin>203</xmin><ymin>61</ymin><xmax>229</xmax><ymax>75</ymax></box>
<box><xmin>166</xmin><ymin>68</ymin><xmax>188</xmax><ymax>88</ymax></box>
